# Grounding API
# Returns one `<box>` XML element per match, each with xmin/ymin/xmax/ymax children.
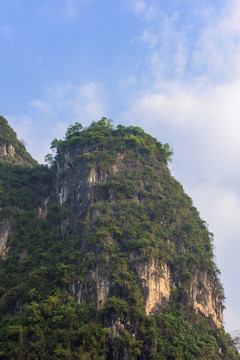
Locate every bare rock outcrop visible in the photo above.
<box><xmin>0</xmin><ymin>217</ymin><xmax>11</xmax><ymax>258</ymax></box>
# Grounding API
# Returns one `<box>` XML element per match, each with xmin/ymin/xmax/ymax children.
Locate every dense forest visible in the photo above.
<box><xmin>0</xmin><ymin>116</ymin><xmax>239</xmax><ymax>359</ymax></box>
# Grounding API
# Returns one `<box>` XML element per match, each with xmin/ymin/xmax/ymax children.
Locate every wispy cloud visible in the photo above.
<box><xmin>121</xmin><ymin>0</ymin><xmax>240</xmax><ymax>180</ymax></box>
<box><xmin>122</xmin><ymin>0</ymin><xmax>158</xmax><ymax>22</ymax></box>
<box><xmin>30</xmin><ymin>82</ymin><xmax>107</xmax><ymax>123</ymax></box>
<box><xmin>6</xmin><ymin>83</ymin><xmax>107</xmax><ymax>163</ymax></box>
<box><xmin>26</xmin><ymin>82</ymin><xmax>108</xmax><ymax>162</ymax></box>
<box><xmin>124</xmin><ymin>0</ymin><xmax>240</xmax><ymax>83</ymax></box>
<box><xmin>29</xmin><ymin>99</ymin><xmax>54</xmax><ymax>117</ymax></box>
<box><xmin>193</xmin><ymin>0</ymin><xmax>240</xmax><ymax>81</ymax></box>
<box><xmin>140</xmin><ymin>29</ymin><xmax>158</xmax><ymax>48</ymax></box>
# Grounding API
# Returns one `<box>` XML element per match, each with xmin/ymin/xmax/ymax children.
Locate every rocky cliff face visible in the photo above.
<box><xmin>55</xmin><ymin>137</ymin><xmax>223</xmax><ymax>329</ymax></box>
<box><xmin>0</xmin><ymin>143</ymin><xmax>15</xmax><ymax>159</ymax></box>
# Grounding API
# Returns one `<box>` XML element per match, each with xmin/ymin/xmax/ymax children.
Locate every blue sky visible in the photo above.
<box><xmin>1</xmin><ymin>0</ymin><xmax>240</xmax><ymax>333</ymax></box>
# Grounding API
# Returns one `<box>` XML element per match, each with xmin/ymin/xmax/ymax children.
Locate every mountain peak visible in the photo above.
<box><xmin>0</xmin><ymin>116</ymin><xmax>37</xmax><ymax>166</ymax></box>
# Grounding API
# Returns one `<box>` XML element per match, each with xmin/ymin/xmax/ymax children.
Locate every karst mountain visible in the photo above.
<box><xmin>0</xmin><ymin>116</ymin><xmax>239</xmax><ymax>359</ymax></box>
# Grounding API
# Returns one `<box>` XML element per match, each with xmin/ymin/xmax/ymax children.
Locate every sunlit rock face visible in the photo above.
<box><xmin>134</xmin><ymin>260</ymin><xmax>171</xmax><ymax>316</ymax></box>
<box><xmin>55</xmin><ymin>142</ymin><xmax>223</xmax><ymax>329</ymax></box>
<box><xmin>190</xmin><ymin>271</ymin><xmax>223</xmax><ymax>328</ymax></box>
<box><xmin>0</xmin><ymin>144</ymin><xmax>17</xmax><ymax>165</ymax></box>
<box><xmin>0</xmin><ymin>144</ymin><xmax>15</xmax><ymax>158</ymax></box>
<box><xmin>0</xmin><ymin>217</ymin><xmax>11</xmax><ymax>258</ymax></box>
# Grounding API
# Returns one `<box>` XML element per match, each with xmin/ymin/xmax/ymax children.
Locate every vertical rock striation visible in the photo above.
<box><xmin>0</xmin><ymin>217</ymin><xmax>11</xmax><ymax>258</ymax></box>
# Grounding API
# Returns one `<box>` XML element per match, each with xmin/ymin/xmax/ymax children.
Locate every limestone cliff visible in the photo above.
<box><xmin>55</xmin><ymin>125</ymin><xmax>223</xmax><ymax>330</ymax></box>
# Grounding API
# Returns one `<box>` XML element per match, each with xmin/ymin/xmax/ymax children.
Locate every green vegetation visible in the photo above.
<box><xmin>47</xmin><ymin>117</ymin><xmax>173</xmax><ymax>166</ymax></box>
<box><xmin>0</xmin><ymin>118</ymin><xmax>239</xmax><ymax>359</ymax></box>
<box><xmin>0</xmin><ymin>116</ymin><xmax>36</xmax><ymax>166</ymax></box>
<box><xmin>0</xmin><ymin>163</ymin><xmax>51</xmax><ymax>209</ymax></box>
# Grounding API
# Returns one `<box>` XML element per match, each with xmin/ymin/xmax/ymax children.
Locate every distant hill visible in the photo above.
<box><xmin>0</xmin><ymin>116</ymin><xmax>36</xmax><ymax>166</ymax></box>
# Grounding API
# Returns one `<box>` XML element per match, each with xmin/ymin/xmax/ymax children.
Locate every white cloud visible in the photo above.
<box><xmin>187</xmin><ymin>183</ymin><xmax>240</xmax><ymax>333</ymax></box>
<box><xmin>125</xmin><ymin>0</ymin><xmax>240</xmax><ymax>83</ymax></box>
<box><xmin>224</xmin><ymin>306</ymin><xmax>240</xmax><ymax>336</ymax></box>
<box><xmin>187</xmin><ymin>183</ymin><xmax>240</xmax><ymax>249</ymax></box>
<box><xmin>123</xmin><ymin>78</ymin><xmax>240</xmax><ymax>182</ymax></box>
<box><xmin>122</xmin><ymin>87</ymin><xmax>196</xmax><ymax>126</ymax></box>
<box><xmin>224</xmin><ymin>307</ymin><xmax>240</xmax><ymax>333</ymax></box>
<box><xmin>30</xmin><ymin>82</ymin><xmax>106</xmax><ymax>122</ymax></box>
